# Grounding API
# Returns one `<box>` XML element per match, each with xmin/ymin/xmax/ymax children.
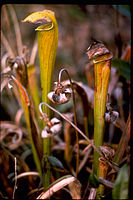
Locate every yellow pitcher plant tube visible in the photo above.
<box><xmin>23</xmin><ymin>10</ymin><xmax>59</xmax><ymax>189</ymax></box>
<box><xmin>87</xmin><ymin>42</ymin><xmax>113</xmax><ymax>174</ymax></box>
<box><xmin>22</xmin><ymin>10</ymin><xmax>58</xmax><ymax>119</ymax></box>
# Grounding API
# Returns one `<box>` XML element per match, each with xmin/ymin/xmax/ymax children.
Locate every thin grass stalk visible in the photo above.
<box><xmin>64</xmin><ymin>117</ymin><xmax>72</xmax><ymax>164</ymax></box>
<box><xmin>18</xmin><ymin>82</ymin><xmax>42</xmax><ymax>177</ymax></box>
<box><xmin>61</xmin><ymin>80</ymin><xmax>91</xmax><ymax>136</ymax></box>
<box><xmin>9</xmin><ymin>74</ymin><xmax>42</xmax><ymax>176</ymax></box>
<box><xmin>27</xmin><ymin>64</ymin><xmax>41</xmax><ymax>128</ymax></box>
<box><xmin>21</xmin><ymin>97</ymin><xmax>42</xmax><ymax>176</ymax></box>
<box><xmin>29</xmin><ymin>36</ymin><xmax>38</xmax><ymax>65</ymax></box>
<box><xmin>41</xmin><ymin>102</ymin><xmax>119</xmax><ymax>172</ymax></box>
<box><xmin>7</xmin><ymin>4</ymin><xmax>23</xmax><ymax>56</ymax></box>
<box><xmin>2</xmin><ymin>5</ymin><xmax>17</xmax><ymax>56</ymax></box>
<box><xmin>3</xmin><ymin>69</ymin><xmax>41</xmax><ymax>176</ymax></box>
<box><xmin>1</xmin><ymin>8</ymin><xmax>40</xmax><ymax>168</ymax></box>
<box><xmin>2</xmin><ymin>6</ymin><xmax>41</xmax><ymax>172</ymax></box>
<box><xmin>10</xmin><ymin>55</ymin><xmax>42</xmax><ymax>152</ymax></box>
<box><xmin>1</xmin><ymin>30</ymin><xmax>15</xmax><ymax>58</ymax></box>
<box><xmin>58</xmin><ymin>69</ymin><xmax>79</xmax><ymax>178</ymax></box>
<box><xmin>12</xmin><ymin>157</ymin><xmax>17</xmax><ymax>199</ymax></box>
<box><xmin>113</xmin><ymin>113</ymin><xmax>131</xmax><ymax>164</ymax></box>
<box><xmin>28</xmin><ymin>36</ymin><xmax>41</xmax><ymax>128</ymax></box>
<box><xmin>84</xmin><ymin>116</ymin><xmax>89</xmax><ymax>137</ymax></box>
<box><xmin>39</xmin><ymin>102</ymin><xmax>103</xmax><ymax>157</ymax></box>
<box><xmin>1</xmin><ymin>72</ymin><xmax>42</xmax><ymax>175</ymax></box>
<box><xmin>72</xmin><ymin>82</ymin><xmax>90</xmax><ymax>137</ymax></box>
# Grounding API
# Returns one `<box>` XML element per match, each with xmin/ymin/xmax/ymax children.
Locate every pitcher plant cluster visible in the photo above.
<box><xmin>1</xmin><ymin>6</ymin><xmax>130</xmax><ymax>200</ymax></box>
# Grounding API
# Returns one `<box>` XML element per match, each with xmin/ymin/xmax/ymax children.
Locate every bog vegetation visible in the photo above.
<box><xmin>0</xmin><ymin>5</ymin><xmax>131</xmax><ymax>200</ymax></box>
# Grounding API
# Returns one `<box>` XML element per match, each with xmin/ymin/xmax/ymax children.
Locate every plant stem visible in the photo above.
<box><xmin>96</xmin><ymin>157</ymin><xmax>109</xmax><ymax>199</ymax></box>
<box><xmin>9</xmin><ymin>74</ymin><xmax>42</xmax><ymax>176</ymax></box>
<box><xmin>113</xmin><ymin>113</ymin><xmax>131</xmax><ymax>164</ymax></box>
<box><xmin>22</xmin><ymin>10</ymin><xmax>59</xmax><ymax>189</ymax></box>
<box><xmin>39</xmin><ymin>102</ymin><xmax>103</xmax><ymax>157</ymax></box>
<box><xmin>38</xmin><ymin>21</ymin><xmax>58</xmax><ymax>190</ymax></box>
<box><xmin>87</xmin><ymin>42</ymin><xmax>113</xmax><ymax>174</ymax></box>
<box><xmin>94</xmin><ymin>59</ymin><xmax>111</xmax><ymax>173</ymax></box>
<box><xmin>58</xmin><ymin>80</ymin><xmax>91</xmax><ymax>137</ymax></box>
<box><xmin>58</xmin><ymin>69</ymin><xmax>79</xmax><ymax>178</ymax></box>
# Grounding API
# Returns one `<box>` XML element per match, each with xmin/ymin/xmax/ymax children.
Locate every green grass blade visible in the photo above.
<box><xmin>27</xmin><ymin>64</ymin><xmax>42</xmax><ymax>128</ymax></box>
<box><xmin>112</xmin><ymin>164</ymin><xmax>129</xmax><ymax>199</ymax></box>
<box><xmin>10</xmin><ymin>75</ymin><xmax>42</xmax><ymax>176</ymax></box>
<box><xmin>21</xmin><ymin>94</ymin><xmax>42</xmax><ymax>177</ymax></box>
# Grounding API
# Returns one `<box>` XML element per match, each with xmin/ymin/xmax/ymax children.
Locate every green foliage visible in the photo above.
<box><xmin>1</xmin><ymin>5</ymin><xmax>131</xmax><ymax>199</ymax></box>
<box><xmin>111</xmin><ymin>58</ymin><xmax>130</xmax><ymax>80</ymax></box>
<box><xmin>48</xmin><ymin>156</ymin><xmax>64</xmax><ymax>169</ymax></box>
<box><xmin>27</xmin><ymin>64</ymin><xmax>40</xmax><ymax>119</ymax></box>
<box><xmin>67</xmin><ymin>5</ymin><xmax>87</xmax><ymax>21</ymax></box>
<box><xmin>42</xmin><ymin>154</ymin><xmax>48</xmax><ymax>168</ymax></box>
<box><xmin>89</xmin><ymin>173</ymin><xmax>99</xmax><ymax>188</ymax></box>
<box><xmin>112</xmin><ymin>164</ymin><xmax>129</xmax><ymax>199</ymax></box>
<box><xmin>113</xmin><ymin>5</ymin><xmax>131</xmax><ymax>18</ymax></box>
<box><xmin>23</xmin><ymin>9</ymin><xmax>59</xmax><ymax>189</ymax></box>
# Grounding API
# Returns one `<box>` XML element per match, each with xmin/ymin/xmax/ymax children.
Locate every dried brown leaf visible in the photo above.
<box><xmin>68</xmin><ymin>179</ymin><xmax>81</xmax><ymax>199</ymax></box>
<box><xmin>37</xmin><ymin>175</ymin><xmax>76</xmax><ymax>199</ymax></box>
